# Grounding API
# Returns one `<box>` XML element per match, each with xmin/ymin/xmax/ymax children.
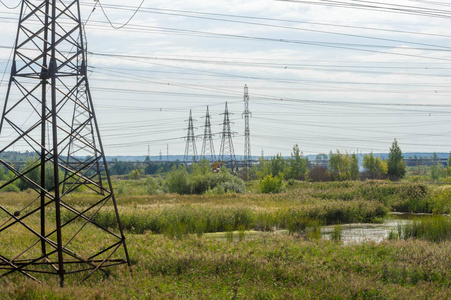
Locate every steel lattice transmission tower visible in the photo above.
<box><xmin>201</xmin><ymin>106</ymin><xmax>216</xmax><ymax>162</ymax></box>
<box><xmin>243</xmin><ymin>85</ymin><xmax>252</xmax><ymax>172</ymax></box>
<box><xmin>0</xmin><ymin>0</ymin><xmax>130</xmax><ymax>286</ymax></box>
<box><xmin>184</xmin><ymin>109</ymin><xmax>198</xmax><ymax>164</ymax></box>
<box><xmin>219</xmin><ymin>102</ymin><xmax>236</xmax><ymax>170</ymax></box>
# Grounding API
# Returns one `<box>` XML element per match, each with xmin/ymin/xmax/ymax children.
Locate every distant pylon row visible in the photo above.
<box><xmin>184</xmin><ymin>102</ymin><xmax>236</xmax><ymax>166</ymax></box>
<box><xmin>184</xmin><ymin>85</ymin><xmax>251</xmax><ymax>170</ymax></box>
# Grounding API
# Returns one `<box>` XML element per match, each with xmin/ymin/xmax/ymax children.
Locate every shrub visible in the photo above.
<box><xmin>387</xmin><ymin>183</ymin><xmax>430</xmax><ymax>213</ymax></box>
<box><xmin>216</xmin><ymin>171</ymin><xmax>246</xmax><ymax>194</ymax></box>
<box><xmin>189</xmin><ymin>173</ymin><xmax>214</xmax><ymax>194</ymax></box>
<box><xmin>129</xmin><ymin>169</ymin><xmax>140</xmax><ymax>180</ymax></box>
<box><xmin>146</xmin><ymin>176</ymin><xmax>163</xmax><ymax>195</ymax></box>
<box><xmin>259</xmin><ymin>174</ymin><xmax>283</xmax><ymax>193</ymax></box>
<box><xmin>166</xmin><ymin>166</ymin><xmax>190</xmax><ymax>194</ymax></box>
<box><xmin>430</xmin><ymin>164</ymin><xmax>446</xmax><ymax>181</ymax></box>
<box><xmin>0</xmin><ymin>182</ymin><xmax>20</xmax><ymax>192</ymax></box>
<box><xmin>166</xmin><ymin>165</ymin><xmax>245</xmax><ymax>195</ymax></box>
<box><xmin>429</xmin><ymin>188</ymin><xmax>451</xmax><ymax>214</ymax></box>
<box><xmin>307</xmin><ymin>166</ymin><xmax>331</xmax><ymax>182</ymax></box>
<box><xmin>406</xmin><ymin>175</ymin><xmax>431</xmax><ymax>183</ymax></box>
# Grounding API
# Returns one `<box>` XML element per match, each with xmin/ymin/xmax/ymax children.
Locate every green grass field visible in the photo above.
<box><xmin>1</xmin><ymin>180</ymin><xmax>451</xmax><ymax>299</ymax></box>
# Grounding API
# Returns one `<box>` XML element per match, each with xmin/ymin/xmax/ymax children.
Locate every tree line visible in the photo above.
<box><xmin>252</xmin><ymin>139</ymin><xmax>406</xmax><ymax>183</ymax></box>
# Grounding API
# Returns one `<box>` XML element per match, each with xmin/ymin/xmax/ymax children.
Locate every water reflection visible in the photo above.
<box><xmin>321</xmin><ymin>213</ymin><xmax>434</xmax><ymax>244</ymax></box>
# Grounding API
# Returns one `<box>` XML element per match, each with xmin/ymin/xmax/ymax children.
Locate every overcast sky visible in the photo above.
<box><xmin>1</xmin><ymin>0</ymin><xmax>451</xmax><ymax>157</ymax></box>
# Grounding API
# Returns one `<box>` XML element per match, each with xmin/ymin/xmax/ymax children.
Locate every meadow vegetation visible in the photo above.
<box><xmin>2</xmin><ymin>146</ymin><xmax>451</xmax><ymax>298</ymax></box>
<box><xmin>391</xmin><ymin>216</ymin><xmax>451</xmax><ymax>243</ymax></box>
<box><xmin>1</xmin><ymin>233</ymin><xmax>451</xmax><ymax>299</ymax></box>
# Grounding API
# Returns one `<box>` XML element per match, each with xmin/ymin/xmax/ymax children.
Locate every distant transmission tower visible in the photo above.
<box><xmin>184</xmin><ymin>110</ymin><xmax>198</xmax><ymax>164</ymax></box>
<box><xmin>219</xmin><ymin>102</ymin><xmax>236</xmax><ymax>170</ymax></box>
<box><xmin>243</xmin><ymin>85</ymin><xmax>252</xmax><ymax>173</ymax></box>
<box><xmin>201</xmin><ymin>106</ymin><xmax>216</xmax><ymax>162</ymax></box>
<box><xmin>0</xmin><ymin>0</ymin><xmax>130</xmax><ymax>286</ymax></box>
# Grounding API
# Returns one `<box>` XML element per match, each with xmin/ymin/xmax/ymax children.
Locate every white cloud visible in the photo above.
<box><xmin>1</xmin><ymin>0</ymin><xmax>451</xmax><ymax>155</ymax></box>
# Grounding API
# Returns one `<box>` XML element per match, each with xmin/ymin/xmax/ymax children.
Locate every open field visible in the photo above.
<box><xmin>1</xmin><ymin>235</ymin><xmax>451</xmax><ymax>299</ymax></box>
<box><xmin>1</xmin><ymin>180</ymin><xmax>451</xmax><ymax>299</ymax></box>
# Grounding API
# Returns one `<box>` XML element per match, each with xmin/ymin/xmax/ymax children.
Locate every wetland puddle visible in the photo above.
<box><xmin>207</xmin><ymin>213</ymin><xmax>445</xmax><ymax>244</ymax></box>
<box><xmin>321</xmin><ymin>213</ymin><xmax>435</xmax><ymax>244</ymax></box>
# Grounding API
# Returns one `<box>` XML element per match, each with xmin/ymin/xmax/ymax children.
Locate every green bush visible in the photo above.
<box><xmin>145</xmin><ymin>176</ymin><xmax>164</xmax><ymax>195</ymax></box>
<box><xmin>166</xmin><ymin>164</ymin><xmax>245</xmax><ymax>195</ymax></box>
<box><xmin>406</xmin><ymin>175</ymin><xmax>431</xmax><ymax>183</ymax></box>
<box><xmin>216</xmin><ymin>171</ymin><xmax>245</xmax><ymax>194</ymax></box>
<box><xmin>15</xmin><ymin>159</ymin><xmax>64</xmax><ymax>191</ymax></box>
<box><xmin>166</xmin><ymin>166</ymin><xmax>190</xmax><ymax>194</ymax></box>
<box><xmin>391</xmin><ymin>184</ymin><xmax>430</xmax><ymax>212</ymax></box>
<box><xmin>307</xmin><ymin>166</ymin><xmax>331</xmax><ymax>182</ymax></box>
<box><xmin>129</xmin><ymin>169</ymin><xmax>140</xmax><ymax>180</ymax></box>
<box><xmin>0</xmin><ymin>182</ymin><xmax>20</xmax><ymax>192</ymax></box>
<box><xmin>189</xmin><ymin>173</ymin><xmax>214</xmax><ymax>194</ymax></box>
<box><xmin>428</xmin><ymin>188</ymin><xmax>451</xmax><ymax>214</ymax></box>
<box><xmin>259</xmin><ymin>174</ymin><xmax>283</xmax><ymax>193</ymax></box>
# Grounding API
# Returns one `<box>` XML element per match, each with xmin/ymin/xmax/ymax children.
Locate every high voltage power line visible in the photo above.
<box><xmin>1</xmin><ymin>1</ymin><xmax>451</xmax><ymax>155</ymax></box>
<box><xmin>278</xmin><ymin>0</ymin><xmax>451</xmax><ymax>19</ymax></box>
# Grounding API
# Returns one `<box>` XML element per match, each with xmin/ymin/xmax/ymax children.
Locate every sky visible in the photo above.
<box><xmin>1</xmin><ymin>0</ymin><xmax>451</xmax><ymax>157</ymax></box>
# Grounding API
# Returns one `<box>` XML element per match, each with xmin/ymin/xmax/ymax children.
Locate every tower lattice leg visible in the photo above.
<box><xmin>0</xmin><ymin>0</ymin><xmax>130</xmax><ymax>286</ymax></box>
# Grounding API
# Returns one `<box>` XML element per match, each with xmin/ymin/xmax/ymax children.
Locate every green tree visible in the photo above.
<box><xmin>191</xmin><ymin>159</ymin><xmax>211</xmax><ymax>176</ymax></box>
<box><xmin>109</xmin><ymin>160</ymin><xmax>134</xmax><ymax>175</ymax></box>
<box><xmin>432</xmin><ymin>152</ymin><xmax>440</xmax><ymax>165</ymax></box>
<box><xmin>328</xmin><ymin>151</ymin><xmax>360</xmax><ymax>181</ymax></box>
<box><xmin>329</xmin><ymin>150</ymin><xmax>351</xmax><ymax>181</ymax></box>
<box><xmin>270</xmin><ymin>153</ymin><xmax>287</xmax><ymax>177</ymax></box>
<box><xmin>350</xmin><ymin>153</ymin><xmax>360</xmax><ymax>180</ymax></box>
<box><xmin>253</xmin><ymin>157</ymin><xmax>271</xmax><ymax>179</ymax></box>
<box><xmin>0</xmin><ymin>167</ymin><xmax>6</xmax><ymax>180</ymax></box>
<box><xmin>430</xmin><ymin>164</ymin><xmax>446</xmax><ymax>181</ymax></box>
<box><xmin>363</xmin><ymin>152</ymin><xmax>387</xmax><ymax>179</ymax></box>
<box><xmin>17</xmin><ymin>158</ymin><xmax>40</xmax><ymax>191</ymax></box>
<box><xmin>287</xmin><ymin>144</ymin><xmax>308</xmax><ymax>180</ymax></box>
<box><xmin>387</xmin><ymin>138</ymin><xmax>406</xmax><ymax>179</ymax></box>
<box><xmin>447</xmin><ymin>152</ymin><xmax>451</xmax><ymax>176</ymax></box>
<box><xmin>16</xmin><ymin>159</ymin><xmax>63</xmax><ymax>191</ymax></box>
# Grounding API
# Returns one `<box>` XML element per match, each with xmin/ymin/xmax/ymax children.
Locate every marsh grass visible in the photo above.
<box><xmin>1</xmin><ymin>180</ymin><xmax>451</xmax><ymax>298</ymax></box>
<box><xmin>397</xmin><ymin>216</ymin><xmax>451</xmax><ymax>242</ymax></box>
<box><xmin>88</xmin><ymin>199</ymin><xmax>387</xmax><ymax>238</ymax></box>
<box><xmin>1</xmin><ymin>234</ymin><xmax>451</xmax><ymax>299</ymax></box>
<box><xmin>331</xmin><ymin>224</ymin><xmax>343</xmax><ymax>242</ymax></box>
<box><xmin>388</xmin><ymin>230</ymin><xmax>399</xmax><ymax>240</ymax></box>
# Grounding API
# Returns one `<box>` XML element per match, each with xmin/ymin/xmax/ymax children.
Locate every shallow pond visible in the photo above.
<box><xmin>207</xmin><ymin>213</ymin><xmax>448</xmax><ymax>243</ymax></box>
<box><xmin>321</xmin><ymin>213</ymin><xmax>440</xmax><ymax>244</ymax></box>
